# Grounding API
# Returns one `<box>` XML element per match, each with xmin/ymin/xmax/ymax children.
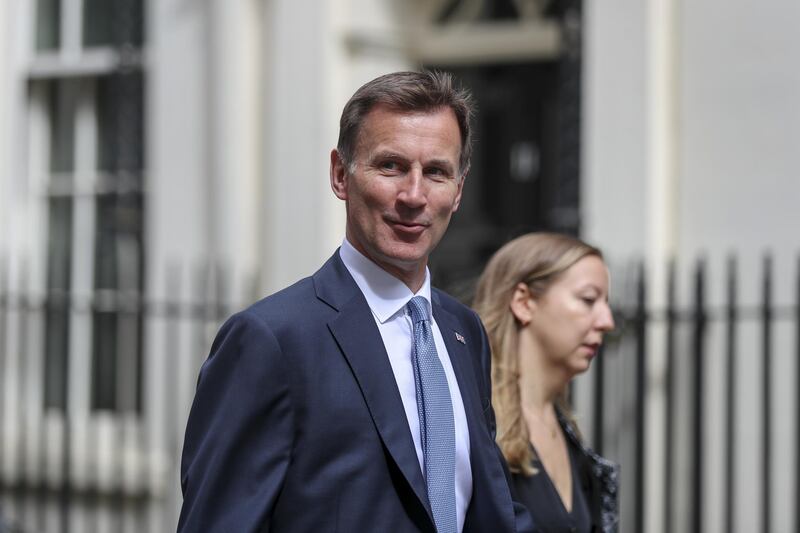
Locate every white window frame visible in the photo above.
<box><xmin>18</xmin><ymin>0</ymin><xmax>150</xmax><ymax>496</ymax></box>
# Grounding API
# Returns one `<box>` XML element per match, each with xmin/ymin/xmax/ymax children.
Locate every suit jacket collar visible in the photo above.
<box><xmin>312</xmin><ymin>250</ymin><xmax>360</xmax><ymax>312</ymax></box>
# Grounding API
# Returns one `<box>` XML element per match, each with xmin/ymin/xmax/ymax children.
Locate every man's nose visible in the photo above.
<box><xmin>397</xmin><ymin>167</ymin><xmax>427</xmax><ymax>208</ymax></box>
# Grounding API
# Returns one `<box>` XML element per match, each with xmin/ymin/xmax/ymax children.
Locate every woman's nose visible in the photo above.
<box><xmin>596</xmin><ymin>302</ymin><xmax>615</xmax><ymax>331</ymax></box>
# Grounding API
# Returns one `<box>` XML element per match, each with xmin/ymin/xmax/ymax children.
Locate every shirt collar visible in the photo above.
<box><xmin>339</xmin><ymin>238</ymin><xmax>432</xmax><ymax>323</ymax></box>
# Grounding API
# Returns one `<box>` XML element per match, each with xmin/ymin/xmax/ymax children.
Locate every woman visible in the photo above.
<box><xmin>473</xmin><ymin>233</ymin><xmax>619</xmax><ymax>533</ymax></box>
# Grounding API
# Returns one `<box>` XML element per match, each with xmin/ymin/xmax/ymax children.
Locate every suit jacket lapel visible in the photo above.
<box><xmin>432</xmin><ymin>299</ymin><xmax>516</xmax><ymax>532</ymax></box>
<box><xmin>431</xmin><ymin>303</ymin><xmax>487</xmax><ymax>443</ymax></box>
<box><xmin>315</xmin><ymin>253</ymin><xmax>433</xmax><ymax>525</ymax></box>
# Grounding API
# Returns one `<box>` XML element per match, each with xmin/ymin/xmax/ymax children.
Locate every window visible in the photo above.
<box><xmin>33</xmin><ymin>0</ymin><xmax>145</xmax><ymax>413</ymax></box>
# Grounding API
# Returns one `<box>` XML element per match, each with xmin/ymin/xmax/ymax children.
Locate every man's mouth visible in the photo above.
<box><xmin>387</xmin><ymin>218</ymin><xmax>429</xmax><ymax>234</ymax></box>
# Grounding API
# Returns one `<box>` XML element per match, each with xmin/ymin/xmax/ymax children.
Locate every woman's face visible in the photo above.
<box><xmin>527</xmin><ymin>255</ymin><xmax>615</xmax><ymax>377</ymax></box>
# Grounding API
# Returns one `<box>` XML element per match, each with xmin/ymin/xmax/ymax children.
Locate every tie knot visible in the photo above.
<box><xmin>407</xmin><ymin>296</ymin><xmax>429</xmax><ymax>324</ymax></box>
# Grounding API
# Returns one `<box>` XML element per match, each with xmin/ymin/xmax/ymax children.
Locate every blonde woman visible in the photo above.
<box><xmin>473</xmin><ymin>233</ymin><xmax>619</xmax><ymax>533</ymax></box>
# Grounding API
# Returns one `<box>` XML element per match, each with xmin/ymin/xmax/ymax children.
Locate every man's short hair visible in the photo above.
<box><xmin>337</xmin><ymin>70</ymin><xmax>475</xmax><ymax>178</ymax></box>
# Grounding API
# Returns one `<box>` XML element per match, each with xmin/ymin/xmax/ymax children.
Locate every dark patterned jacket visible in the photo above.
<box><xmin>558</xmin><ymin>410</ymin><xmax>620</xmax><ymax>533</ymax></box>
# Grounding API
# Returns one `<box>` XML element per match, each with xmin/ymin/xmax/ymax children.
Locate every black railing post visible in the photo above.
<box><xmin>690</xmin><ymin>258</ymin><xmax>707</xmax><ymax>533</ymax></box>
<box><xmin>164</xmin><ymin>263</ymin><xmax>180</xmax><ymax>458</ymax></box>
<box><xmin>795</xmin><ymin>254</ymin><xmax>800</xmax><ymax>533</ymax></box>
<box><xmin>761</xmin><ymin>254</ymin><xmax>773</xmax><ymax>533</ymax></box>
<box><xmin>164</xmin><ymin>263</ymin><xmax>182</xmax><ymax>531</ymax></box>
<box><xmin>664</xmin><ymin>258</ymin><xmax>676</xmax><ymax>533</ymax></box>
<box><xmin>16</xmin><ymin>265</ymin><xmax>29</xmax><ymax>527</ymax></box>
<box><xmin>634</xmin><ymin>261</ymin><xmax>647</xmax><ymax>533</ymax></box>
<box><xmin>57</xmin><ymin>290</ymin><xmax>71</xmax><ymax>533</ymax></box>
<box><xmin>34</xmin><ymin>289</ymin><xmax>47</xmax><ymax>533</ymax></box>
<box><xmin>192</xmin><ymin>262</ymin><xmax>208</xmax><ymax>373</ymax></box>
<box><xmin>60</xmin><ymin>368</ymin><xmax>71</xmax><ymax>533</ymax></box>
<box><xmin>88</xmin><ymin>293</ymin><xmax>100</xmax><ymax>533</ymax></box>
<box><xmin>724</xmin><ymin>255</ymin><xmax>737</xmax><ymax>533</ymax></box>
<box><xmin>0</xmin><ymin>256</ymin><xmax>6</xmax><ymax>492</ymax></box>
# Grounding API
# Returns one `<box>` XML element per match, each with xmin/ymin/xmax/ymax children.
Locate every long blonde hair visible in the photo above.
<box><xmin>473</xmin><ymin>232</ymin><xmax>602</xmax><ymax>475</ymax></box>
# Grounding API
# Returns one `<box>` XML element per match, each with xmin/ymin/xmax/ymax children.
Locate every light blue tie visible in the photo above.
<box><xmin>407</xmin><ymin>296</ymin><xmax>457</xmax><ymax>533</ymax></box>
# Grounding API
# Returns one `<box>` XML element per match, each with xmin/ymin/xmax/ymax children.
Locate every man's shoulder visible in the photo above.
<box><xmin>244</xmin><ymin>276</ymin><xmax>318</xmax><ymax>322</ymax></box>
<box><xmin>242</xmin><ymin>251</ymin><xmax>348</xmax><ymax>320</ymax></box>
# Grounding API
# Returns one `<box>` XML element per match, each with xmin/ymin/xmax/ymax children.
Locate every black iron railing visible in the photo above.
<box><xmin>593</xmin><ymin>254</ymin><xmax>800</xmax><ymax>533</ymax></box>
<box><xmin>1</xmin><ymin>253</ymin><xmax>799</xmax><ymax>532</ymax></box>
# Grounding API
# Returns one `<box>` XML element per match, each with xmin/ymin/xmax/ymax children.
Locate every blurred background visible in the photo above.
<box><xmin>0</xmin><ymin>0</ymin><xmax>799</xmax><ymax>531</ymax></box>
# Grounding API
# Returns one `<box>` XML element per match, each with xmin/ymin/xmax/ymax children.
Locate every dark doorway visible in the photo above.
<box><xmin>428</xmin><ymin>2</ymin><xmax>583</xmax><ymax>302</ymax></box>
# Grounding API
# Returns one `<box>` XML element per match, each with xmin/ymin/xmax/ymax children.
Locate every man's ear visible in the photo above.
<box><xmin>451</xmin><ymin>163</ymin><xmax>469</xmax><ymax>213</ymax></box>
<box><xmin>330</xmin><ymin>149</ymin><xmax>348</xmax><ymax>200</ymax></box>
<box><xmin>509</xmin><ymin>282</ymin><xmax>534</xmax><ymax>326</ymax></box>
<box><xmin>451</xmin><ymin>173</ymin><xmax>466</xmax><ymax>213</ymax></box>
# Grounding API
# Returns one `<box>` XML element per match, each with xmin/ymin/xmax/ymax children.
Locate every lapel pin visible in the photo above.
<box><xmin>454</xmin><ymin>332</ymin><xmax>466</xmax><ymax>345</ymax></box>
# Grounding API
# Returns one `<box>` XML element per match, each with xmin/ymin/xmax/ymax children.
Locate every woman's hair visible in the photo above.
<box><xmin>473</xmin><ymin>232</ymin><xmax>603</xmax><ymax>475</ymax></box>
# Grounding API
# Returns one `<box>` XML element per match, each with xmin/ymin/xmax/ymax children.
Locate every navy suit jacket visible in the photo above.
<box><xmin>179</xmin><ymin>251</ymin><xmax>534</xmax><ymax>532</ymax></box>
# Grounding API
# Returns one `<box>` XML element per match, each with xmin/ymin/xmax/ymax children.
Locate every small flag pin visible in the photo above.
<box><xmin>455</xmin><ymin>332</ymin><xmax>466</xmax><ymax>344</ymax></box>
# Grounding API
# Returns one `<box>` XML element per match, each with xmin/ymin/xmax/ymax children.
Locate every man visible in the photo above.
<box><xmin>179</xmin><ymin>71</ymin><xmax>534</xmax><ymax>532</ymax></box>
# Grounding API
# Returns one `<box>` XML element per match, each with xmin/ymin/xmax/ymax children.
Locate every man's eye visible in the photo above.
<box><xmin>425</xmin><ymin>167</ymin><xmax>448</xmax><ymax>180</ymax></box>
<box><xmin>380</xmin><ymin>161</ymin><xmax>400</xmax><ymax>171</ymax></box>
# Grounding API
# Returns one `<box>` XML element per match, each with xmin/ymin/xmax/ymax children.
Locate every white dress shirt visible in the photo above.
<box><xmin>339</xmin><ymin>239</ymin><xmax>473</xmax><ymax>532</ymax></box>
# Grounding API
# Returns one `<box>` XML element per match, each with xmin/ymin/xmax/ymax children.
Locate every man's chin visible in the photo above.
<box><xmin>372</xmin><ymin>246</ymin><xmax>430</xmax><ymax>273</ymax></box>
<box><xmin>382</xmin><ymin>245</ymin><xmax>430</xmax><ymax>265</ymax></box>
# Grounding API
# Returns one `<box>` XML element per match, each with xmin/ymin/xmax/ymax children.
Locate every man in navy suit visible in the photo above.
<box><xmin>178</xmin><ymin>71</ymin><xmax>534</xmax><ymax>532</ymax></box>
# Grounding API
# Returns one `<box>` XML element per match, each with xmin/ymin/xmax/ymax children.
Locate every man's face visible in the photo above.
<box><xmin>330</xmin><ymin>105</ymin><xmax>465</xmax><ymax>289</ymax></box>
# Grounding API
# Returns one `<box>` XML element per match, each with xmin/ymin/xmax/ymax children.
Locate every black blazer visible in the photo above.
<box><xmin>178</xmin><ymin>251</ymin><xmax>534</xmax><ymax>532</ymax></box>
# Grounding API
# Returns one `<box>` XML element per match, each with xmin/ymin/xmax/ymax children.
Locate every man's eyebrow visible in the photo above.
<box><xmin>369</xmin><ymin>150</ymin><xmax>407</xmax><ymax>161</ymax></box>
<box><xmin>425</xmin><ymin>158</ymin><xmax>456</xmax><ymax>171</ymax></box>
